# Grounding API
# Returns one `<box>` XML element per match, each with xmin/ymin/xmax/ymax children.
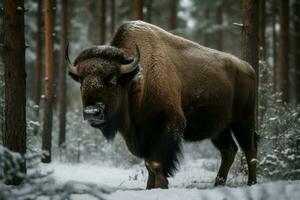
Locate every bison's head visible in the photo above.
<box><xmin>66</xmin><ymin>45</ymin><xmax>140</xmax><ymax>139</ymax></box>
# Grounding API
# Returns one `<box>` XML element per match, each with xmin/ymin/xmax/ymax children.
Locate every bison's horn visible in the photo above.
<box><xmin>120</xmin><ymin>45</ymin><xmax>140</xmax><ymax>74</ymax></box>
<box><xmin>65</xmin><ymin>43</ymin><xmax>78</xmax><ymax>75</ymax></box>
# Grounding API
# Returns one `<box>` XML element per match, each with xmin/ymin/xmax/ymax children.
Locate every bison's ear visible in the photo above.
<box><xmin>68</xmin><ymin>71</ymin><xmax>80</xmax><ymax>82</ymax></box>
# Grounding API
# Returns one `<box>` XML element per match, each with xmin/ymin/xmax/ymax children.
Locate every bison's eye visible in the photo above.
<box><xmin>105</xmin><ymin>74</ymin><xmax>117</xmax><ymax>86</ymax></box>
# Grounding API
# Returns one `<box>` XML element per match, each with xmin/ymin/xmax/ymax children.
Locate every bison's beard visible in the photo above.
<box><xmin>91</xmin><ymin>113</ymin><xmax>118</xmax><ymax>141</ymax></box>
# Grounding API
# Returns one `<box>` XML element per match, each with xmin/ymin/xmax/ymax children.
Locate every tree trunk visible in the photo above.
<box><xmin>58</xmin><ymin>0</ymin><xmax>68</xmax><ymax>148</ymax></box>
<box><xmin>169</xmin><ymin>0</ymin><xmax>177</xmax><ymax>30</ymax></box>
<box><xmin>243</xmin><ymin>0</ymin><xmax>259</xmax><ymax>75</ymax></box>
<box><xmin>52</xmin><ymin>0</ymin><xmax>58</xmax><ymax>108</ymax></box>
<box><xmin>259</xmin><ymin>0</ymin><xmax>266</xmax><ymax>59</ymax></box>
<box><xmin>216</xmin><ymin>2</ymin><xmax>223</xmax><ymax>51</ymax></box>
<box><xmin>100</xmin><ymin>0</ymin><xmax>106</xmax><ymax>44</ymax></box>
<box><xmin>145</xmin><ymin>0</ymin><xmax>152</xmax><ymax>23</ymax></box>
<box><xmin>294</xmin><ymin>0</ymin><xmax>300</xmax><ymax>104</ymax></box>
<box><xmin>34</xmin><ymin>0</ymin><xmax>43</xmax><ymax>116</ymax></box>
<box><xmin>278</xmin><ymin>0</ymin><xmax>289</xmax><ymax>102</ymax></box>
<box><xmin>110</xmin><ymin>0</ymin><xmax>115</xmax><ymax>35</ymax></box>
<box><xmin>42</xmin><ymin>0</ymin><xmax>55</xmax><ymax>163</ymax></box>
<box><xmin>88</xmin><ymin>0</ymin><xmax>97</xmax><ymax>43</ymax></box>
<box><xmin>258</xmin><ymin>0</ymin><xmax>267</xmax><ymax>121</ymax></box>
<box><xmin>243</xmin><ymin>0</ymin><xmax>259</xmax><ymax>128</ymax></box>
<box><xmin>204</xmin><ymin>8</ymin><xmax>210</xmax><ymax>46</ymax></box>
<box><xmin>272</xmin><ymin>0</ymin><xmax>278</xmax><ymax>91</ymax></box>
<box><xmin>134</xmin><ymin>0</ymin><xmax>143</xmax><ymax>20</ymax></box>
<box><xmin>3</xmin><ymin>0</ymin><xmax>26</xmax><ymax>185</ymax></box>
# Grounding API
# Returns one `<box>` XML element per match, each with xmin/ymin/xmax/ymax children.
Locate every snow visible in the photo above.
<box><xmin>40</xmin><ymin>158</ymin><xmax>300</xmax><ymax>200</ymax></box>
<box><xmin>106</xmin><ymin>181</ymin><xmax>300</xmax><ymax>200</ymax></box>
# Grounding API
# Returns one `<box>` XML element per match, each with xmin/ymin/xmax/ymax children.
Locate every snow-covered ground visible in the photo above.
<box><xmin>40</xmin><ymin>158</ymin><xmax>300</xmax><ymax>200</ymax></box>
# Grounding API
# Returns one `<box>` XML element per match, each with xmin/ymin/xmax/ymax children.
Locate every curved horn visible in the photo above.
<box><xmin>120</xmin><ymin>45</ymin><xmax>140</xmax><ymax>74</ymax></box>
<box><xmin>65</xmin><ymin>42</ymin><xmax>78</xmax><ymax>75</ymax></box>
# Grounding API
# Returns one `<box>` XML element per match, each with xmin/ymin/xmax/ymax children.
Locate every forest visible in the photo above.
<box><xmin>0</xmin><ymin>0</ymin><xmax>299</xmax><ymax>199</ymax></box>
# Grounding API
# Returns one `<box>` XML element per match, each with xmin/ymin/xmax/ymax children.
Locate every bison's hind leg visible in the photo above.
<box><xmin>212</xmin><ymin>128</ymin><xmax>238</xmax><ymax>186</ymax></box>
<box><xmin>231</xmin><ymin>117</ymin><xmax>257</xmax><ymax>186</ymax></box>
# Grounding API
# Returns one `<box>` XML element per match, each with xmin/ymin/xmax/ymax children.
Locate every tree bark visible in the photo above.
<box><xmin>204</xmin><ymin>8</ymin><xmax>210</xmax><ymax>46</ymax></box>
<box><xmin>3</xmin><ymin>0</ymin><xmax>26</xmax><ymax>185</ymax></box>
<box><xmin>169</xmin><ymin>0</ymin><xmax>177</xmax><ymax>30</ymax></box>
<box><xmin>58</xmin><ymin>0</ymin><xmax>68</xmax><ymax>148</ymax></box>
<box><xmin>216</xmin><ymin>2</ymin><xmax>223</xmax><ymax>51</ymax></box>
<box><xmin>294</xmin><ymin>0</ymin><xmax>300</xmax><ymax>103</ymax></box>
<box><xmin>272</xmin><ymin>0</ymin><xmax>278</xmax><ymax>91</ymax></box>
<box><xmin>52</xmin><ymin>0</ymin><xmax>59</xmax><ymax>108</ymax></box>
<box><xmin>100</xmin><ymin>0</ymin><xmax>106</xmax><ymax>44</ymax></box>
<box><xmin>259</xmin><ymin>0</ymin><xmax>266</xmax><ymax>59</ymax></box>
<box><xmin>110</xmin><ymin>0</ymin><xmax>115</xmax><ymax>35</ymax></box>
<box><xmin>88</xmin><ymin>0</ymin><xmax>97</xmax><ymax>43</ymax></box>
<box><xmin>243</xmin><ymin>0</ymin><xmax>259</xmax><ymax>128</ymax></box>
<box><xmin>243</xmin><ymin>0</ymin><xmax>259</xmax><ymax>75</ymax></box>
<box><xmin>278</xmin><ymin>0</ymin><xmax>290</xmax><ymax>102</ymax></box>
<box><xmin>145</xmin><ymin>0</ymin><xmax>152</xmax><ymax>23</ymax></box>
<box><xmin>134</xmin><ymin>0</ymin><xmax>143</xmax><ymax>20</ymax></box>
<box><xmin>34</xmin><ymin>0</ymin><xmax>43</xmax><ymax>116</ymax></box>
<box><xmin>42</xmin><ymin>0</ymin><xmax>55</xmax><ymax>163</ymax></box>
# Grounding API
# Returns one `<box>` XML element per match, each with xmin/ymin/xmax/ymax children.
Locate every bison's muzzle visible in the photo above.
<box><xmin>83</xmin><ymin>102</ymin><xmax>105</xmax><ymax>126</ymax></box>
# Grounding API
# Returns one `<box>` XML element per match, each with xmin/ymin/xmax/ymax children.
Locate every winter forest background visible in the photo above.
<box><xmin>0</xmin><ymin>0</ymin><xmax>300</xmax><ymax>199</ymax></box>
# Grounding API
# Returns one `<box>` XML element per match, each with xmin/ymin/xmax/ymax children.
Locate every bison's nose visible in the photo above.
<box><xmin>83</xmin><ymin>103</ymin><xmax>105</xmax><ymax>124</ymax></box>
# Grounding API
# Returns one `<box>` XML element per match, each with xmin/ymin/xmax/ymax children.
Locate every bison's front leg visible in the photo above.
<box><xmin>145</xmin><ymin>161</ymin><xmax>169</xmax><ymax>189</ymax></box>
<box><xmin>144</xmin><ymin>115</ymin><xmax>185</xmax><ymax>189</ymax></box>
<box><xmin>145</xmin><ymin>162</ymin><xmax>155</xmax><ymax>189</ymax></box>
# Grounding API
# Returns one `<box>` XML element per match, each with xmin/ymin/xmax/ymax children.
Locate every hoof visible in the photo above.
<box><xmin>214</xmin><ymin>176</ymin><xmax>226</xmax><ymax>186</ymax></box>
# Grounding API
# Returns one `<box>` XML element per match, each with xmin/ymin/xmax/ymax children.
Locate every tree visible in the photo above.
<box><xmin>3</xmin><ymin>0</ymin><xmax>26</xmax><ymax>185</ymax></box>
<box><xmin>145</xmin><ymin>0</ymin><xmax>153</xmax><ymax>23</ymax></box>
<box><xmin>169</xmin><ymin>0</ymin><xmax>177</xmax><ymax>30</ymax></box>
<box><xmin>243</xmin><ymin>0</ymin><xmax>259</xmax><ymax>127</ymax></box>
<box><xmin>216</xmin><ymin>1</ymin><xmax>223</xmax><ymax>51</ymax></box>
<box><xmin>110</xmin><ymin>0</ymin><xmax>115</xmax><ymax>35</ymax></box>
<box><xmin>272</xmin><ymin>0</ymin><xmax>278</xmax><ymax>91</ymax></box>
<box><xmin>258</xmin><ymin>0</ymin><xmax>266</xmax><ymax>59</ymax></box>
<box><xmin>34</xmin><ymin>0</ymin><xmax>43</xmax><ymax>116</ymax></box>
<box><xmin>294</xmin><ymin>0</ymin><xmax>300</xmax><ymax>103</ymax></box>
<box><xmin>134</xmin><ymin>0</ymin><xmax>143</xmax><ymax>20</ymax></box>
<box><xmin>87</xmin><ymin>0</ymin><xmax>97</xmax><ymax>43</ymax></box>
<box><xmin>204</xmin><ymin>8</ymin><xmax>210</xmax><ymax>46</ymax></box>
<box><xmin>243</xmin><ymin>0</ymin><xmax>259</xmax><ymax>76</ymax></box>
<box><xmin>278</xmin><ymin>0</ymin><xmax>290</xmax><ymax>102</ymax></box>
<box><xmin>42</xmin><ymin>0</ymin><xmax>55</xmax><ymax>163</ymax></box>
<box><xmin>100</xmin><ymin>0</ymin><xmax>106</xmax><ymax>44</ymax></box>
<box><xmin>58</xmin><ymin>0</ymin><xmax>68</xmax><ymax>148</ymax></box>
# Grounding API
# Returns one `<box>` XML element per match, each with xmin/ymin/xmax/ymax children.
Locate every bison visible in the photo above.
<box><xmin>66</xmin><ymin>21</ymin><xmax>258</xmax><ymax>189</ymax></box>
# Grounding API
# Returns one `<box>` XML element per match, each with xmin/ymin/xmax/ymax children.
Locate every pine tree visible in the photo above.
<box><xmin>3</xmin><ymin>0</ymin><xmax>26</xmax><ymax>185</ymax></box>
<box><xmin>145</xmin><ymin>0</ymin><xmax>153</xmax><ymax>23</ymax></box>
<box><xmin>169</xmin><ymin>0</ymin><xmax>177</xmax><ymax>30</ymax></box>
<box><xmin>34</xmin><ymin>0</ymin><xmax>43</xmax><ymax>117</ymax></box>
<box><xmin>243</xmin><ymin>0</ymin><xmax>259</xmax><ymax>127</ymax></box>
<box><xmin>42</xmin><ymin>0</ymin><xmax>55</xmax><ymax>163</ymax></box>
<box><xmin>100</xmin><ymin>0</ymin><xmax>106</xmax><ymax>44</ymax></box>
<box><xmin>58</xmin><ymin>0</ymin><xmax>68</xmax><ymax>148</ymax></box>
<box><xmin>278</xmin><ymin>0</ymin><xmax>290</xmax><ymax>102</ymax></box>
<box><xmin>110</xmin><ymin>0</ymin><xmax>115</xmax><ymax>35</ymax></box>
<box><xmin>216</xmin><ymin>1</ymin><xmax>223</xmax><ymax>51</ymax></box>
<box><xmin>294</xmin><ymin>0</ymin><xmax>300</xmax><ymax>103</ymax></box>
<box><xmin>272</xmin><ymin>0</ymin><xmax>278</xmax><ymax>91</ymax></box>
<box><xmin>134</xmin><ymin>0</ymin><xmax>143</xmax><ymax>20</ymax></box>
